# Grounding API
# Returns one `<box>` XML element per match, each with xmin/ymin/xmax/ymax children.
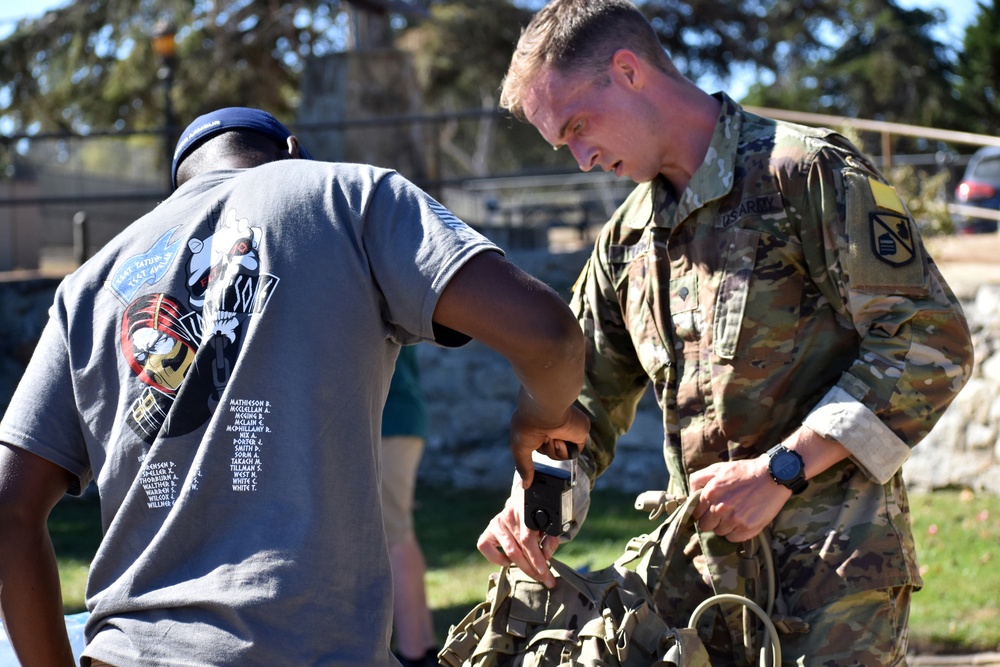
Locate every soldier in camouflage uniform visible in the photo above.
<box><xmin>477</xmin><ymin>0</ymin><xmax>975</xmax><ymax>664</ymax></box>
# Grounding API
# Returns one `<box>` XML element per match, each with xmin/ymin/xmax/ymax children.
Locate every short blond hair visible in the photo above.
<box><xmin>499</xmin><ymin>0</ymin><xmax>677</xmax><ymax>119</ymax></box>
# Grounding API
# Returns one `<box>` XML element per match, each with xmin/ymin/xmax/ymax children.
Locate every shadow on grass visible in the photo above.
<box><xmin>413</xmin><ymin>483</ymin><xmax>654</xmax><ymax>569</ymax></box>
<box><xmin>413</xmin><ymin>483</ymin><xmax>660</xmax><ymax>643</ymax></box>
<box><xmin>432</xmin><ymin>602</ymin><xmax>487</xmax><ymax>643</ymax></box>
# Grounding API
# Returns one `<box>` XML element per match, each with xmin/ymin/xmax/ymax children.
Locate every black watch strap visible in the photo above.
<box><xmin>766</xmin><ymin>444</ymin><xmax>808</xmax><ymax>495</ymax></box>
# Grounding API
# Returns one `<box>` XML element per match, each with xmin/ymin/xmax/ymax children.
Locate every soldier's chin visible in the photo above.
<box><xmin>624</xmin><ymin>166</ymin><xmax>659</xmax><ymax>184</ymax></box>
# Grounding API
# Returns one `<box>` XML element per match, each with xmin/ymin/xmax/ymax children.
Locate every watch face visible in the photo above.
<box><xmin>772</xmin><ymin>451</ymin><xmax>802</xmax><ymax>482</ymax></box>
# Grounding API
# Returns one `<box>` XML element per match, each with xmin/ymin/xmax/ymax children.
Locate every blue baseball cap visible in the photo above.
<box><xmin>171</xmin><ymin>107</ymin><xmax>314</xmax><ymax>188</ymax></box>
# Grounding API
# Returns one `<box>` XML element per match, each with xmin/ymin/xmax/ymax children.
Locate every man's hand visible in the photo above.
<box><xmin>689</xmin><ymin>457</ymin><xmax>789</xmax><ymax>543</ymax></box>
<box><xmin>691</xmin><ymin>427</ymin><xmax>850</xmax><ymax>542</ymax></box>
<box><xmin>508</xmin><ymin>402</ymin><xmax>589</xmax><ymax>488</ymax></box>
<box><xmin>477</xmin><ymin>484</ymin><xmax>560</xmax><ymax>588</ymax></box>
<box><xmin>477</xmin><ymin>404</ymin><xmax>588</xmax><ymax>589</ymax></box>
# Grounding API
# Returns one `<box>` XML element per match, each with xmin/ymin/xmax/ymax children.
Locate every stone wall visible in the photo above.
<box><xmin>902</xmin><ymin>284</ymin><xmax>1000</xmax><ymax>495</ymax></box>
<box><xmin>1</xmin><ymin>252</ymin><xmax>997</xmax><ymax>496</ymax></box>
<box><xmin>414</xmin><ymin>246</ymin><xmax>669</xmax><ymax>494</ymax></box>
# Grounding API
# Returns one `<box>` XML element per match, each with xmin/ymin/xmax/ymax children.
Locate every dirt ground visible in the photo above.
<box><xmin>925</xmin><ymin>233</ymin><xmax>1000</xmax><ymax>300</ymax></box>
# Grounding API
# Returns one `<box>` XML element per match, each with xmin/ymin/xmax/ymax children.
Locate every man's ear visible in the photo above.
<box><xmin>287</xmin><ymin>135</ymin><xmax>302</xmax><ymax>159</ymax></box>
<box><xmin>611</xmin><ymin>49</ymin><xmax>644</xmax><ymax>88</ymax></box>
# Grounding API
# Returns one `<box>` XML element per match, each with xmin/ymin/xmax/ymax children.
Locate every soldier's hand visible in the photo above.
<box><xmin>690</xmin><ymin>458</ymin><xmax>789</xmax><ymax>543</ymax></box>
<box><xmin>477</xmin><ymin>485</ymin><xmax>559</xmax><ymax>588</ymax></box>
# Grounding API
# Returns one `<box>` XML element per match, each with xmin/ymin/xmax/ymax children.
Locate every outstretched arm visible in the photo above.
<box><xmin>0</xmin><ymin>443</ymin><xmax>77</xmax><ymax>667</ymax></box>
<box><xmin>433</xmin><ymin>251</ymin><xmax>590</xmax><ymax>485</ymax></box>
<box><xmin>433</xmin><ymin>251</ymin><xmax>590</xmax><ymax>584</ymax></box>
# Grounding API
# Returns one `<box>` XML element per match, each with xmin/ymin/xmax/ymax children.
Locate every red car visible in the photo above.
<box><xmin>954</xmin><ymin>146</ymin><xmax>1000</xmax><ymax>234</ymax></box>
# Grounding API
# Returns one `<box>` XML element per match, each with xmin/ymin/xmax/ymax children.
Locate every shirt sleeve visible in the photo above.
<box><xmin>362</xmin><ymin>171</ymin><xmax>501</xmax><ymax>346</ymax></box>
<box><xmin>570</xmin><ymin>238</ymin><xmax>652</xmax><ymax>486</ymax></box>
<box><xmin>791</xmin><ymin>141</ymin><xmax>974</xmax><ymax>482</ymax></box>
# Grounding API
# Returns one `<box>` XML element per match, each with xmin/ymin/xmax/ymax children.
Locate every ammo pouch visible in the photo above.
<box><xmin>439</xmin><ymin>492</ymin><xmax>782</xmax><ymax>667</ymax></box>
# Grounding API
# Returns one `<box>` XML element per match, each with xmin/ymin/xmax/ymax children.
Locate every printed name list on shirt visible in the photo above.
<box><xmin>227</xmin><ymin>398</ymin><xmax>271</xmax><ymax>492</ymax></box>
<box><xmin>141</xmin><ymin>459</ymin><xmax>178</xmax><ymax>508</ymax></box>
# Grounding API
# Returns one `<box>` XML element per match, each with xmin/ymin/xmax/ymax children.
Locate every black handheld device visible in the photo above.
<box><xmin>523</xmin><ymin>448</ymin><xmax>577</xmax><ymax>537</ymax></box>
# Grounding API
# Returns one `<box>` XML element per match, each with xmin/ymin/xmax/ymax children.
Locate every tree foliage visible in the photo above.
<box><xmin>402</xmin><ymin>0</ymin><xmax>528</xmax><ymax>109</ymax></box>
<box><xmin>954</xmin><ymin>0</ymin><xmax>1000</xmax><ymax>136</ymax></box>
<box><xmin>1</xmin><ymin>0</ymin><xmax>996</xmax><ymax>168</ymax></box>
<box><xmin>398</xmin><ymin>0</ymin><xmax>574</xmax><ymax>176</ymax></box>
<box><xmin>0</xmin><ymin>0</ymin><xmax>347</xmax><ymax>135</ymax></box>
<box><xmin>639</xmin><ymin>0</ymin><xmax>842</xmax><ymax>88</ymax></box>
<box><xmin>740</xmin><ymin>0</ymin><xmax>959</xmax><ymax>131</ymax></box>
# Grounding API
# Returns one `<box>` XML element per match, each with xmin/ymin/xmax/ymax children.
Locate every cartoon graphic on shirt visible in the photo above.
<box><xmin>110</xmin><ymin>207</ymin><xmax>280</xmax><ymax>443</ymax></box>
<box><xmin>122</xmin><ymin>294</ymin><xmax>199</xmax><ymax>392</ymax></box>
<box><xmin>121</xmin><ymin>293</ymin><xmax>200</xmax><ymax>439</ymax></box>
<box><xmin>107</xmin><ymin>228</ymin><xmax>185</xmax><ymax>305</ymax></box>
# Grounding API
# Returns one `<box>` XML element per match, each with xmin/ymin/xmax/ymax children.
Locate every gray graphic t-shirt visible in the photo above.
<box><xmin>0</xmin><ymin>161</ymin><xmax>499</xmax><ymax>666</ymax></box>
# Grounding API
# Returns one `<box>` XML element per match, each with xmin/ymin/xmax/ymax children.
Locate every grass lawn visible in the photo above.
<box><xmin>48</xmin><ymin>486</ymin><xmax>1000</xmax><ymax>654</ymax></box>
<box><xmin>907</xmin><ymin>489</ymin><xmax>1000</xmax><ymax>653</ymax></box>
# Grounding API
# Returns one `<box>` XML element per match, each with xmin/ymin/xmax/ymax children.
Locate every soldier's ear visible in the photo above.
<box><xmin>611</xmin><ymin>49</ymin><xmax>644</xmax><ymax>89</ymax></box>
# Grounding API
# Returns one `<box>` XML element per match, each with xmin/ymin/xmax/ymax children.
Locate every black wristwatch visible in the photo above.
<box><xmin>766</xmin><ymin>444</ymin><xmax>808</xmax><ymax>495</ymax></box>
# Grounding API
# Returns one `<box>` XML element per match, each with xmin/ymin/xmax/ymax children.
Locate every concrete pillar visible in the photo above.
<box><xmin>297</xmin><ymin>49</ymin><xmax>429</xmax><ymax>184</ymax></box>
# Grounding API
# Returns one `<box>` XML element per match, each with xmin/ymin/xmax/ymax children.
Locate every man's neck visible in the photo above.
<box><xmin>655</xmin><ymin>80</ymin><xmax>722</xmax><ymax>194</ymax></box>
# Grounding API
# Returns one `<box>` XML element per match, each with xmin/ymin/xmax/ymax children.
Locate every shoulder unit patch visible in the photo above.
<box><xmin>844</xmin><ymin>172</ymin><xmax>927</xmax><ymax>292</ymax></box>
<box><xmin>869</xmin><ymin>211</ymin><xmax>915</xmax><ymax>267</ymax></box>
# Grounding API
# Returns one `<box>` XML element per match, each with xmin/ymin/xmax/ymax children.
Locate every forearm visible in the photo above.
<box><xmin>434</xmin><ymin>251</ymin><xmax>586</xmax><ymax>424</ymax></box>
<box><xmin>0</xmin><ymin>524</ymin><xmax>76</xmax><ymax>667</ymax></box>
<box><xmin>510</xmin><ymin>327</ymin><xmax>585</xmax><ymax>427</ymax></box>
<box><xmin>802</xmin><ymin>386</ymin><xmax>910</xmax><ymax>483</ymax></box>
<box><xmin>0</xmin><ymin>444</ymin><xmax>77</xmax><ymax>666</ymax></box>
<box><xmin>507</xmin><ymin>337</ymin><xmax>588</xmax><ymax>472</ymax></box>
<box><xmin>781</xmin><ymin>424</ymin><xmax>850</xmax><ymax>481</ymax></box>
<box><xmin>491</xmin><ymin>262</ymin><xmax>585</xmax><ymax>424</ymax></box>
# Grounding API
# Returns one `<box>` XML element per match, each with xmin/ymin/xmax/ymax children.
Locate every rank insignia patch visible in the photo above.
<box><xmin>869</xmin><ymin>211</ymin><xmax>915</xmax><ymax>267</ymax></box>
<box><xmin>868</xmin><ymin>176</ymin><xmax>906</xmax><ymax>214</ymax></box>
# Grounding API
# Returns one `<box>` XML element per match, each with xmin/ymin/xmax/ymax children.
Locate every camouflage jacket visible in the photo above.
<box><xmin>571</xmin><ymin>93</ymin><xmax>974</xmax><ymax>610</ymax></box>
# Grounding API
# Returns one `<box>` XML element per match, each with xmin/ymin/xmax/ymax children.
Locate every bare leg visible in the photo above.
<box><xmin>388</xmin><ymin>536</ymin><xmax>436</xmax><ymax>661</ymax></box>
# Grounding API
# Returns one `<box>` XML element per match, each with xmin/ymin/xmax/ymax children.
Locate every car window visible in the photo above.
<box><xmin>972</xmin><ymin>155</ymin><xmax>1000</xmax><ymax>181</ymax></box>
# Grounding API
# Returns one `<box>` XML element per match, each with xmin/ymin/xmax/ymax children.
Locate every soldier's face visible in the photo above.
<box><xmin>523</xmin><ymin>56</ymin><xmax>665</xmax><ymax>184</ymax></box>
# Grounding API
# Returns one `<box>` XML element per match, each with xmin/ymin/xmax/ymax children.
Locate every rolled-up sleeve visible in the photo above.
<box><xmin>803</xmin><ymin>385</ymin><xmax>910</xmax><ymax>483</ymax></box>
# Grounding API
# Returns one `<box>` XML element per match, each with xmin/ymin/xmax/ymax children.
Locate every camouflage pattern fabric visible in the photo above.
<box><xmin>436</xmin><ymin>558</ymin><xmax>713</xmax><ymax>667</ymax></box>
<box><xmin>781</xmin><ymin>586</ymin><xmax>910</xmax><ymax>666</ymax></box>
<box><xmin>440</xmin><ymin>494</ymin><xmax>734</xmax><ymax>667</ymax></box>
<box><xmin>570</xmin><ymin>93</ymin><xmax>973</xmax><ymax>663</ymax></box>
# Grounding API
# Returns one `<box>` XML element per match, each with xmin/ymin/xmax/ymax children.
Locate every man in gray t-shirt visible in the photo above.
<box><xmin>0</xmin><ymin>107</ymin><xmax>589</xmax><ymax>667</ymax></box>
